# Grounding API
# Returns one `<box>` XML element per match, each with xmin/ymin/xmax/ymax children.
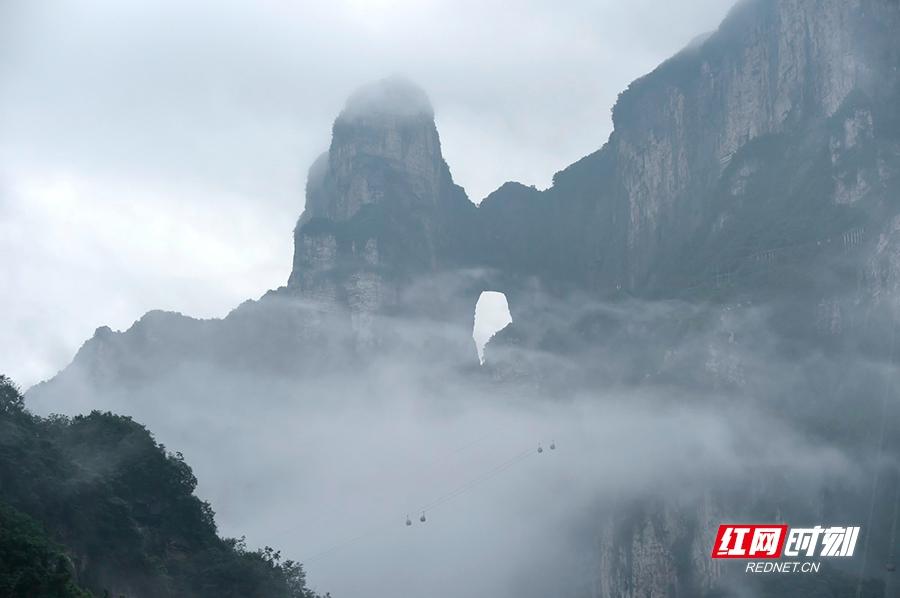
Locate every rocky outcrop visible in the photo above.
<box><xmin>480</xmin><ymin>0</ymin><xmax>900</xmax><ymax>295</ymax></box>
<box><xmin>259</xmin><ymin>1</ymin><xmax>900</xmax><ymax>347</ymax></box>
<box><xmin>297</xmin><ymin>78</ymin><xmax>443</xmax><ymax>224</ymax></box>
<box><xmin>287</xmin><ymin>77</ymin><xmax>476</xmax><ymax>333</ymax></box>
<box><xmin>594</xmin><ymin>498</ymin><xmax>723</xmax><ymax>598</ymax></box>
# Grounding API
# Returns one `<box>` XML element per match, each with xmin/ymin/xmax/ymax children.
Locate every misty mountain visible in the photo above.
<box><xmin>34</xmin><ymin>0</ymin><xmax>900</xmax><ymax>374</ymax></box>
<box><xmin>482</xmin><ymin>0</ymin><xmax>900</xmax><ymax>293</ymax></box>
<box><xmin>23</xmin><ymin>1</ymin><xmax>900</xmax><ymax>597</ymax></box>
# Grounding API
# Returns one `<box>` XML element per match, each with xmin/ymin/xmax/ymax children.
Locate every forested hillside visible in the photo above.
<box><xmin>0</xmin><ymin>375</ymin><xmax>325</xmax><ymax>598</ymax></box>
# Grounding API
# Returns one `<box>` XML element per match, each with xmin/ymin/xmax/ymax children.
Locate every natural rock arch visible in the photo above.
<box><xmin>472</xmin><ymin>291</ymin><xmax>512</xmax><ymax>364</ymax></box>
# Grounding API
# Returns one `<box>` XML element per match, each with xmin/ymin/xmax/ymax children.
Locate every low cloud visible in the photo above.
<box><xmin>25</xmin><ymin>283</ymin><xmax>881</xmax><ymax>597</ymax></box>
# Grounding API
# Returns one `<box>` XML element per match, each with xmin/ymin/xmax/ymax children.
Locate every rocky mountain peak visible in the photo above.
<box><xmin>297</xmin><ymin>77</ymin><xmax>447</xmax><ymax>226</ymax></box>
<box><xmin>287</xmin><ymin>77</ymin><xmax>475</xmax><ymax>331</ymax></box>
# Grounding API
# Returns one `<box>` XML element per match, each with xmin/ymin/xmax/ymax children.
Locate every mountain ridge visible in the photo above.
<box><xmin>23</xmin><ymin>3</ymin><xmax>900</xmax><ymax>595</ymax></box>
<box><xmin>31</xmin><ymin>0</ymin><xmax>900</xmax><ymax>392</ymax></box>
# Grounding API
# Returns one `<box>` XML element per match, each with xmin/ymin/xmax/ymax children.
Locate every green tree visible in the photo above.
<box><xmin>0</xmin><ymin>503</ymin><xmax>93</xmax><ymax>597</ymax></box>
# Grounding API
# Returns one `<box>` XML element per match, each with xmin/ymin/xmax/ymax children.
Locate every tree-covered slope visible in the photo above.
<box><xmin>0</xmin><ymin>502</ymin><xmax>92</xmax><ymax>597</ymax></box>
<box><xmin>0</xmin><ymin>375</ymin><xmax>325</xmax><ymax>598</ymax></box>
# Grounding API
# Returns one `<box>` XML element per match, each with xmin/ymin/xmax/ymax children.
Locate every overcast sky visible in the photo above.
<box><xmin>0</xmin><ymin>0</ymin><xmax>736</xmax><ymax>387</ymax></box>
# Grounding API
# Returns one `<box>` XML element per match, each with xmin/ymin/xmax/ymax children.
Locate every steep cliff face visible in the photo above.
<box><xmin>299</xmin><ymin>78</ymin><xmax>444</xmax><ymax>224</ymax></box>
<box><xmin>614</xmin><ymin>0</ymin><xmax>899</xmax><ymax>288</ymax></box>
<box><xmin>287</xmin><ymin>77</ymin><xmax>476</xmax><ymax>327</ymax></box>
<box><xmin>482</xmin><ymin>0</ymin><xmax>900</xmax><ymax>295</ymax></box>
<box><xmin>593</xmin><ymin>498</ymin><xmax>723</xmax><ymax>598</ymax></box>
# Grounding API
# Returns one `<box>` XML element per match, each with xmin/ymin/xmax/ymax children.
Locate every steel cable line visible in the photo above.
<box><xmin>404</xmin><ymin>430</ymin><xmax>494</xmax><ymax>483</ymax></box>
<box><xmin>302</xmin><ymin>225</ymin><xmax>866</xmax><ymax>566</ymax></box>
<box><xmin>301</xmin><ymin>229</ymin><xmax>868</xmax><ymax>566</ymax></box>
<box><xmin>298</xmin><ymin>440</ymin><xmax>551</xmax><ymax>564</ymax></box>
<box><xmin>300</xmin><ymin>521</ymin><xmax>398</xmax><ymax>564</ymax></box>
<box><xmin>415</xmin><ymin>446</ymin><xmax>537</xmax><ymax>514</ymax></box>
<box><xmin>295</xmin><ymin>430</ymin><xmax>499</xmax><ymax>562</ymax></box>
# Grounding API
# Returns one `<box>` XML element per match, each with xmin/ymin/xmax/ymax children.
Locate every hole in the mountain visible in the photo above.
<box><xmin>473</xmin><ymin>291</ymin><xmax>512</xmax><ymax>365</ymax></box>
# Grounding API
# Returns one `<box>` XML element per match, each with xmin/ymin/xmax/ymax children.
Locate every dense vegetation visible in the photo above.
<box><xmin>0</xmin><ymin>375</ymin><xmax>325</xmax><ymax>598</ymax></box>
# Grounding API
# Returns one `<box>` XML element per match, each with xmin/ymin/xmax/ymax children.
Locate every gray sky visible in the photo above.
<box><xmin>0</xmin><ymin>0</ymin><xmax>736</xmax><ymax>387</ymax></box>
